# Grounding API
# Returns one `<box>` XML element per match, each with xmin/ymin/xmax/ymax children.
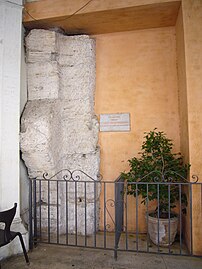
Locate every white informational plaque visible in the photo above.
<box><xmin>100</xmin><ymin>113</ymin><xmax>130</xmax><ymax>132</ymax></box>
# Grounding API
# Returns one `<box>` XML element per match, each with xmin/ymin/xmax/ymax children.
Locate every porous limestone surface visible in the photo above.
<box><xmin>59</xmin><ymin>64</ymin><xmax>95</xmax><ymax>101</ymax></box>
<box><xmin>63</xmin><ymin>201</ymin><xmax>100</xmax><ymax>235</ymax></box>
<box><xmin>27</xmin><ymin>61</ymin><xmax>59</xmax><ymax>100</ymax></box>
<box><xmin>21</xmin><ymin>29</ymin><xmax>100</xmax><ymax>235</ymax></box>
<box><xmin>37</xmin><ymin>200</ymin><xmax>100</xmax><ymax>235</ymax></box>
<box><xmin>57</xmin><ymin>35</ymin><xmax>96</xmax><ymax>102</ymax></box>
<box><xmin>55</xmin><ymin>151</ymin><xmax>100</xmax><ymax>178</ymax></box>
<box><xmin>26</xmin><ymin>29</ymin><xmax>57</xmax><ymax>54</ymax></box>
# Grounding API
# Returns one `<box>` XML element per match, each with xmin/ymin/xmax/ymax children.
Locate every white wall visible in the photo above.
<box><xmin>0</xmin><ymin>0</ymin><xmax>28</xmax><ymax>259</ymax></box>
<box><xmin>0</xmin><ymin>0</ymin><xmax>22</xmax><ymax>212</ymax></box>
<box><xmin>20</xmin><ymin>27</ymin><xmax>29</xmax><ymax>227</ymax></box>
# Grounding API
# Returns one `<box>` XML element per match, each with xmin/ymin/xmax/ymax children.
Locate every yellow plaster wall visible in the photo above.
<box><xmin>176</xmin><ymin>5</ymin><xmax>191</xmax><ymax>251</ymax></box>
<box><xmin>181</xmin><ymin>0</ymin><xmax>202</xmax><ymax>255</ymax></box>
<box><xmin>176</xmin><ymin>5</ymin><xmax>189</xmax><ymax>164</ymax></box>
<box><xmin>94</xmin><ymin>27</ymin><xmax>181</xmax><ymax>231</ymax></box>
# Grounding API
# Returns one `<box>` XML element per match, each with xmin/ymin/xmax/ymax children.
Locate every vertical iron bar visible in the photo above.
<box><xmin>179</xmin><ymin>184</ymin><xmax>182</xmax><ymax>255</ymax></box>
<box><xmin>125</xmin><ymin>182</ymin><xmax>128</xmax><ymax>250</ymax></box>
<box><xmin>48</xmin><ymin>180</ymin><xmax>50</xmax><ymax>243</ymax></box>
<box><xmin>33</xmin><ymin>179</ymin><xmax>37</xmax><ymax>246</ymax></box>
<box><xmin>94</xmin><ymin>181</ymin><xmax>97</xmax><ymax>247</ymax></box>
<box><xmin>75</xmin><ymin>181</ymin><xmax>77</xmax><ymax>246</ymax></box>
<box><xmin>146</xmin><ymin>184</ymin><xmax>149</xmax><ymax>252</ymax></box>
<box><xmin>104</xmin><ymin>182</ymin><xmax>106</xmax><ymax>249</ymax></box>
<box><xmin>157</xmin><ymin>184</ymin><xmax>160</xmax><ymax>252</ymax></box>
<box><xmin>39</xmin><ymin>180</ymin><xmax>42</xmax><ymax>241</ymax></box>
<box><xmin>85</xmin><ymin>182</ymin><xmax>87</xmax><ymax>247</ymax></box>
<box><xmin>114</xmin><ymin>181</ymin><xmax>117</xmax><ymax>260</ymax></box>
<box><xmin>57</xmin><ymin>181</ymin><xmax>59</xmax><ymax>244</ymax></box>
<box><xmin>114</xmin><ymin>179</ymin><xmax>124</xmax><ymax>259</ymax></box>
<box><xmin>190</xmin><ymin>183</ymin><xmax>193</xmax><ymax>255</ymax></box>
<box><xmin>29</xmin><ymin>179</ymin><xmax>33</xmax><ymax>250</ymax></box>
<box><xmin>66</xmin><ymin>181</ymin><xmax>68</xmax><ymax>245</ymax></box>
<box><xmin>136</xmin><ymin>183</ymin><xmax>138</xmax><ymax>252</ymax></box>
<box><xmin>168</xmin><ymin>184</ymin><xmax>171</xmax><ymax>253</ymax></box>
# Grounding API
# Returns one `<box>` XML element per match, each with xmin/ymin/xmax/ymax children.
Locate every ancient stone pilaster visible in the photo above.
<box><xmin>21</xmin><ymin>29</ymin><xmax>100</xmax><ymax>235</ymax></box>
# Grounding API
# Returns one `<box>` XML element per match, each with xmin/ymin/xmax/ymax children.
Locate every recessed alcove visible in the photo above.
<box><xmin>22</xmin><ymin>0</ymin><xmax>202</xmax><ymax>254</ymax></box>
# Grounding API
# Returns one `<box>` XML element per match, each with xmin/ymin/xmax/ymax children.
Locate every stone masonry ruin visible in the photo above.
<box><xmin>20</xmin><ymin>29</ymin><xmax>100</xmax><ymax>235</ymax></box>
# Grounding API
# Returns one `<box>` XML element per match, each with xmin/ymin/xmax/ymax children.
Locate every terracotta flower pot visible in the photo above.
<box><xmin>147</xmin><ymin>212</ymin><xmax>178</xmax><ymax>246</ymax></box>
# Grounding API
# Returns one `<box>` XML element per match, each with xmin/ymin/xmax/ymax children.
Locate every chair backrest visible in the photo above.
<box><xmin>0</xmin><ymin>203</ymin><xmax>17</xmax><ymax>243</ymax></box>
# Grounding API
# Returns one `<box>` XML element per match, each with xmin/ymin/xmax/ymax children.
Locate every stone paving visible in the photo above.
<box><xmin>1</xmin><ymin>244</ymin><xmax>202</xmax><ymax>269</ymax></box>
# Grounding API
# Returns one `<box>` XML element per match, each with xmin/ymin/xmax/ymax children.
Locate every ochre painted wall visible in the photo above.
<box><xmin>94</xmin><ymin>27</ymin><xmax>181</xmax><ymax>231</ymax></box>
<box><xmin>176</xmin><ymin>5</ymin><xmax>191</xmax><ymax>252</ymax></box>
<box><xmin>176</xmin><ymin>6</ymin><xmax>189</xmax><ymax>164</ymax></box>
<box><xmin>181</xmin><ymin>0</ymin><xmax>202</xmax><ymax>255</ymax></box>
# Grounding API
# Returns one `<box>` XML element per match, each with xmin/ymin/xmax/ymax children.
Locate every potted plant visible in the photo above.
<box><xmin>122</xmin><ymin>129</ymin><xmax>190</xmax><ymax>246</ymax></box>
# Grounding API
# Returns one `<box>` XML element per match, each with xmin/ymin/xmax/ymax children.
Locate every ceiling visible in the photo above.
<box><xmin>23</xmin><ymin>0</ymin><xmax>181</xmax><ymax>35</ymax></box>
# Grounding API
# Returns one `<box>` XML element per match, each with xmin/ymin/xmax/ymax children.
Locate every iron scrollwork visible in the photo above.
<box><xmin>41</xmin><ymin>169</ymin><xmax>102</xmax><ymax>182</ymax></box>
<box><xmin>138</xmin><ymin>170</ymin><xmax>199</xmax><ymax>183</ymax></box>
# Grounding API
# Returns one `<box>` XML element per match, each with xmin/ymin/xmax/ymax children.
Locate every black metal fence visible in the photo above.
<box><xmin>29</xmin><ymin>170</ymin><xmax>202</xmax><ymax>259</ymax></box>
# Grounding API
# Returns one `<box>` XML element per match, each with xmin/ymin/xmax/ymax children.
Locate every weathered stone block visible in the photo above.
<box><xmin>36</xmin><ymin>204</ymin><xmax>64</xmax><ymax>235</ymax></box>
<box><xmin>60</xmin><ymin>201</ymin><xmax>100</xmax><ymax>235</ymax></box>
<box><xmin>60</xmin><ymin>99</ymin><xmax>94</xmax><ymax>118</ymax></box>
<box><xmin>26</xmin><ymin>51</ymin><xmax>57</xmax><ymax>63</ymax></box>
<box><xmin>57</xmin><ymin>35</ymin><xmax>95</xmax><ymax>57</ymax></box>
<box><xmin>26</xmin><ymin>29</ymin><xmax>57</xmax><ymax>53</ymax></box>
<box><xmin>27</xmin><ymin>62</ymin><xmax>59</xmax><ymax>100</ymax></box>
<box><xmin>59</xmin><ymin>65</ymin><xmax>95</xmax><ymax>101</ymax></box>
<box><xmin>21</xmin><ymin>101</ymin><xmax>53</xmax><ymax>152</ymax></box>
<box><xmin>57</xmin><ymin>35</ymin><xmax>95</xmax><ymax>101</ymax></box>
<box><xmin>68</xmin><ymin>182</ymin><xmax>101</xmax><ymax>203</ymax></box>
<box><xmin>60</xmin><ymin>119</ymin><xmax>99</xmax><ymax>154</ymax></box>
<box><xmin>20</xmin><ymin>100</ymin><xmax>59</xmax><ymax>178</ymax></box>
<box><xmin>55</xmin><ymin>151</ymin><xmax>100</xmax><ymax>179</ymax></box>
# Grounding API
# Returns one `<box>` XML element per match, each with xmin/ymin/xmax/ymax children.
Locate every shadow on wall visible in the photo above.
<box><xmin>20</xmin><ymin>159</ymin><xmax>29</xmax><ymax>228</ymax></box>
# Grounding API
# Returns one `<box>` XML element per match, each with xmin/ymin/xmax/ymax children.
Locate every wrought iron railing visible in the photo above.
<box><xmin>29</xmin><ymin>170</ymin><xmax>202</xmax><ymax>259</ymax></box>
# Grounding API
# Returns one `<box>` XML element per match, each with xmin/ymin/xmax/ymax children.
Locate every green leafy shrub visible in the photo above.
<box><xmin>122</xmin><ymin>129</ymin><xmax>190</xmax><ymax>218</ymax></box>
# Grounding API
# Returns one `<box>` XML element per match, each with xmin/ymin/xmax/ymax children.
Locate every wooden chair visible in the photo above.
<box><xmin>0</xmin><ymin>203</ymin><xmax>29</xmax><ymax>267</ymax></box>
